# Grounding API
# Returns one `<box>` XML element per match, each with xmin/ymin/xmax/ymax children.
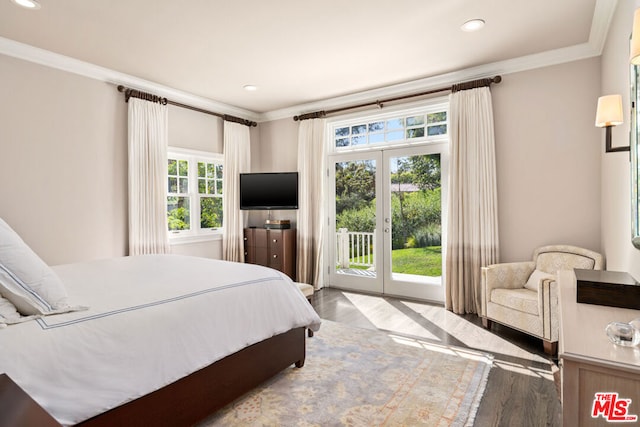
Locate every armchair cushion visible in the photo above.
<box><xmin>491</xmin><ymin>288</ymin><xmax>539</xmax><ymax>316</ymax></box>
<box><xmin>483</xmin><ymin>261</ymin><xmax>535</xmax><ymax>292</ymax></box>
<box><xmin>524</xmin><ymin>269</ymin><xmax>554</xmax><ymax>291</ymax></box>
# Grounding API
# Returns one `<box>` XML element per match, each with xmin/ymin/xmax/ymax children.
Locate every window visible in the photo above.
<box><xmin>326</xmin><ymin>99</ymin><xmax>449</xmax><ymax>301</ymax></box>
<box><xmin>332</xmin><ymin>105</ymin><xmax>448</xmax><ymax>150</ymax></box>
<box><xmin>167</xmin><ymin>148</ymin><xmax>223</xmax><ymax>240</ymax></box>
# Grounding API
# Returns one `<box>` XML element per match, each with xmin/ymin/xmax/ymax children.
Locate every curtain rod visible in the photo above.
<box><xmin>116</xmin><ymin>85</ymin><xmax>258</xmax><ymax>127</ymax></box>
<box><xmin>293</xmin><ymin>75</ymin><xmax>502</xmax><ymax>121</ymax></box>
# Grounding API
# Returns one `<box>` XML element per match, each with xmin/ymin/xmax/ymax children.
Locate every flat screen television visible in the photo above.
<box><xmin>240</xmin><ymin>172</ymin><xmax>299</xmax><ymax>210</ymax></box>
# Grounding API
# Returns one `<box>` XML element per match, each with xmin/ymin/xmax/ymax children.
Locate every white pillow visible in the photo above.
<box><xmin>0</xmin><ymin>294</ymin><xmax>41</xmax><ymax>328</ymax></box>
<box><xmin>524</xmin><ymin>269</ymin><xmax>555</xmax><ymax>291</ymax></box>
<box><xmin>0</xmin><ymin>217</ymin><xmax>73</xmax><ymax>315</ymax></box>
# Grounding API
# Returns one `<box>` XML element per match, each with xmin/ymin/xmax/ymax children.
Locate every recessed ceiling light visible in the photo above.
<box><xmin>243</xmin><ymin>85</ymin><xmax>258</xmax><ymax>92</ymax></box>
<box><xmin>11</xmin><ymin>0</ymin><xmax>41</xmax><ymax>10</ymax></box>
<box><xmin>461</xmin><ymin>19</ymin><xmax>485</xmax><ymax>32</ymax></box>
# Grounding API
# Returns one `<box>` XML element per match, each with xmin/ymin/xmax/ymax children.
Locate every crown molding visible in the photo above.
<box><xmin>589</xmin><ymin>0</ymin><xmax>618</xmax><ymax>53</ymax></box>
<box><xmin>0</xmin><ymin>36</ymin><xmax>261</xmax><ymax>122</ymax></box>
<box><xmin>0</xmin><ymin>0</ymin><xmax>616</xmax><ymax>124</ymax></box>
<box><xmin>261</xmin><ymin>42</ymin><xmax>601</xmax><ymax>122</ymax></box>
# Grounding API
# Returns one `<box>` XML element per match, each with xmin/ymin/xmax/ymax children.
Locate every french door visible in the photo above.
<box><xmin>328</xmin><ymin>143</ymin><xmax>447</xmax><ymax>302</ymax></box>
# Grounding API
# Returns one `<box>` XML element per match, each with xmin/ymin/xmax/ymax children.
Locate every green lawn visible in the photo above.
<box><xmin>341</xmin><ymin>246</ymin><xmax>442</xmax><ymax>276</ymax></box>
<box><xmin>392</xmin><ymin>246</ymin><xmax>442</xmax><ymax>276</ymax></box>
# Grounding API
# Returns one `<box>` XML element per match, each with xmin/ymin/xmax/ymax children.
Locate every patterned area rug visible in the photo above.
<box><xmin>200</xmin><ymin>320</ymin><xmax>492</xmax><ymax>426</ymax></box>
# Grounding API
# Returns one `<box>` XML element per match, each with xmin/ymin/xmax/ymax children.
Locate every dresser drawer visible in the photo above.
<box><xmin>268</xmin><ymin>231</ymin><xmax>284</xmax><ymax>252</ymax></box>
<box><xmin>268</xmin><ymin>252</ymin><xmax>282</xmax><ymax>270</ymax></box>
<box><xmin>243</xmin><ymin>227</ymin><xmax>296</xmax><ymax>280</ymax></box>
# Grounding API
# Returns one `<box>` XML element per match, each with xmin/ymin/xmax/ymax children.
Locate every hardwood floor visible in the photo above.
<box><xmin>310</xmin><ymin>288</ymin><xmax>561</xmax><ymax>427</ymax></box>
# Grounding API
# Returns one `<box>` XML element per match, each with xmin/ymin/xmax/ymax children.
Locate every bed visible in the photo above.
<box><xmin>0</xmin><ymin>219</ymin><xmax>321</xmax><ymax>426</ymax></box>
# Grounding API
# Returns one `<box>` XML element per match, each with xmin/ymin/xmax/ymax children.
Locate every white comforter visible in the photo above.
<box><xmin>0</xmin><ymin>255</ymin><xmax>321</xmax><ymax>426</ymax></box>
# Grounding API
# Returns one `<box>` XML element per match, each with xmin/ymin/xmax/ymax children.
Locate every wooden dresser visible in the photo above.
<box><xmin>244</xmin><ymin>227</ymin><xmax>296</xmax><ymax>281</ymax></box>
<box><xmin>558</xmin><ymin>270</ymin><xmax>640</xmax><ymax>425</ymax></box>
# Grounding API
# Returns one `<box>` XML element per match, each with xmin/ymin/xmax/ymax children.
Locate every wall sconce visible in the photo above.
<box><xmin>595</xmin><ymin>94</ymin><xmax>628</xmax><ymax>153</ymax></box>
<box><xmin>631</xmin><ymin>8</ymin><xmax>640</xmax><ymax>65</ymax></box>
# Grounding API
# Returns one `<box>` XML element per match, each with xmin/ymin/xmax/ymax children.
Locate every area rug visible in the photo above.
<box><xmin>199</xmin><ymin>320</ymin><xmax>492</xmax><ymax>426</ymax></box>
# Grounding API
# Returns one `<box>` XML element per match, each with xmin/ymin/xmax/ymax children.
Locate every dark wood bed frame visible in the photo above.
<box><xmin>77</xmin><ymin>327</ymin><xmax>306</xmax><ymax>427</ymax></box>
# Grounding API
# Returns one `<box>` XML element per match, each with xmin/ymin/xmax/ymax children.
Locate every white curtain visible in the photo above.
<box><xmin>222</xmin><ymin>121</ymin><xmax>251</xmax><ymax>262</ymax></box>
<box><xmin>297</xmin><ymin>118</ymin><xmax>326</xmax><ymax>288</ymax></box>
<box><xmin>445</xmin><ymin>86</ymin><xmax>500</xmax><ymax>314</ymax></box>
<box><xmin>127</xmin><ymin>98</ymin><xmax>170</xmax><ymax>255</ymax></box>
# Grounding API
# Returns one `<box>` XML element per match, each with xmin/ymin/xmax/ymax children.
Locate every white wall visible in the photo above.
<box><xmin>168</xmin><ymin>104</ymin><xmax>223</xmax><ymax>153</ymax></box>
<box><xmin>600</xmin><ymin>1</ymin><xmax>640</xmax><ymax>279</ymax></box>
<box><xmin>0</xmin><ymin>54</ymin><xmax>128</xmax><ymax>265</ymax></box>
<box><xmin>492</xmin><ymin>58</ymin><xmax>602</xmax><ymax>262</ymax></box>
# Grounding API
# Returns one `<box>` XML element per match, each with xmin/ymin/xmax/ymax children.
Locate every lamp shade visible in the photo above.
<box><xmin>595</xmin><ymin>94</ymin><xmax>623</xmax><ymax>128</ymax></box>
<box><xmin>632</xmin><ymin>8</ymin><xmax>640</xmax><ymax>65</ymax></box>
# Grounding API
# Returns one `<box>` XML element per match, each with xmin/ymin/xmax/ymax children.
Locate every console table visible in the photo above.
<box><xmin>558</xmin><ymin>270</ymin><xmax>640</xmax><ymax>426</ymax></box>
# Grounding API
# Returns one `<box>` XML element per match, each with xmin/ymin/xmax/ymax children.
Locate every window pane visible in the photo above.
<box><xmin>335</xmin><ymin>127</ymin><xmax>350</xmax><ymax>137</ymax></box>
<box><xmin>427</xmin><ymin>112</ymin><xmax>447</xmax><ymax>123</ymax></box>
<box><xmin>216</xmin><ymin>164</ymin><xmax>223</xmax><ymax>179</ymax></box>
<box><xmin>351</xmin><ymin>135</ymin><xmax>366</xmax><ymax>146</ymax></box>
<box><xmin>369</xmin><ymin>133</ymin><xmax>384</xmax><ymax>144</ymax></box>
<box><xmin>207</xmin><ymin>181</ymin><xmax>216</xmax><ymax>195</ymax></box>
<box><xmin>168</xmin><ymin>159</ymin><xmax>177</xmax><ymax>175</ymax></box>
<box><xmin>407</xmin><ymin>128</ymin><xmax>425</xmax><ymax>139</ymax></box>
<box><xmin>179</xmin><ymin>177</ymin><xmax>189</xmax><ymax>193</ymax></box>
<box><xmin>198</xmin><ymin>162</ymin><xmax>206</xmax><ymax>178</ymax></box>
<box><xmin>386</xmin><ymin>118</ymin><xmax>404</xmax><ymax>129</ymax></box>
<box><xmin>167</xmin><ymin>196</ymin><xmax>190</xmax><ymax>231</ymax></box>
<box><xmin>386</xmin><ymin>130</ymin><xmax>404</xmax><ymax>141</ymax></box>
<box><xmin>217</xmin><ymin>180</ymin><xmax>223</xmax><ymax>194</ymax></box>
<box><xmin>427</xmin><ymin>125</ymin><xmax>447</xmax><ymax>136</ymax></box>
<box><xmin>351</xmin><ymin>124</ymin><xmax>367</xmax><ymax>135</ymax></box>
<box><xmin>336</xmin><ymin>138</ymin><xmax>350</xmax><ymax>147</ymax></box>
<box><xmin>406</xmin><ymin>116</ymin><xmax>425</xmax><ymax>126</ymax></box>
<box><xmin>198</xmin><ymin>179</ymin><xmax>206</xmax><ymax>194</ymax></box>
<box><xmin>200</xmin><ymin>197</ymin><xmax>223</xmax><ymax>228</ymax></box>
<box><xmin>368</xmin><ymin>121</ymin><xmax>384</xmax><ymax>132</ymax></box>
<box><xmin>178</xmin><ymin>160</ymin><xmax>188</xmax><ymax>176</ymax></box>
<box><xmin>206</xmin><ymin>163</ymin><xmax>215</xmax><ymax>178</ymax></box>
<box><xmin>168</xmin><ymin>177</ymin><xmax>177</xmax><ymax>193</ymax></box>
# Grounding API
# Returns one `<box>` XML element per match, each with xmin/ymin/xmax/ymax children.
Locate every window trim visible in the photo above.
<box><xmin>167</xmin><ymin>147</ymin><xmax>224</xmax><ymax>243</ymax></box>
<box><xmin>327</xmin><ymin>97</ymin><xmax>449</xmax><ymax>153</ymax></box>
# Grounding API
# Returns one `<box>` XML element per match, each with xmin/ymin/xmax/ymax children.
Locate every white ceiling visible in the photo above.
<box><xmin>0</xmin><ymin>0</ymin><xmax>612</xmax><ymax>117</ymax></box>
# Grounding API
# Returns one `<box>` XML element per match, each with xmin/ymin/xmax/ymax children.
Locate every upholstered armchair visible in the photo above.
<box><xmin>480</xmin><ymin>245</ymin><xmax>604</xmax><ymax>355</ymax></box>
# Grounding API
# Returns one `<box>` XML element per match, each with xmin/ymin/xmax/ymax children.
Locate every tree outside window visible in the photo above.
<box><xmin>167</xmin><ymin>150</ymin><xmax>223</xmax><ymax>237</ymax></box>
